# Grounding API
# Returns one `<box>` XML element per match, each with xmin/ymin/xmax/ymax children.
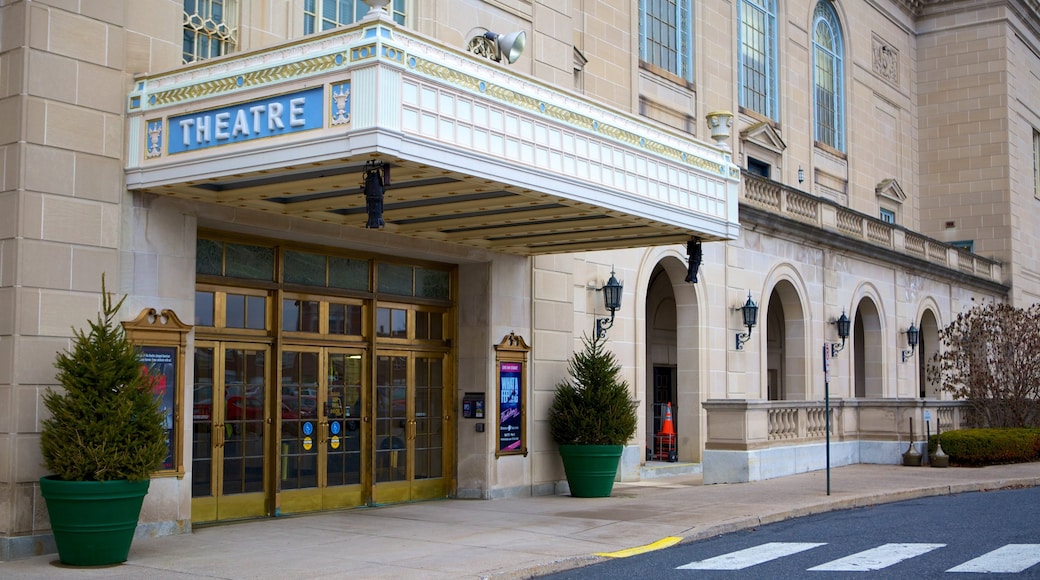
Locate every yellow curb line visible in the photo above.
<box><xmin>594</xmin><ymin>536</ymin><xmax>683</xmax><ymax>558</ymax></box>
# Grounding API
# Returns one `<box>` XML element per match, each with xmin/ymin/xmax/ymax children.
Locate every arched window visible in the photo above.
<box><xmin>812</xmin><ymin>1</ymin><xmax>845</xmax><ymax>151</ymax></box>
<box><xmin>739</xmin><ymin>0</ymin><xmax>778</xmax><ymax>120</ymax></box>
<box><xmin>640</xmin><ymin>0</ymin><xmax>694</xmax><ymax>81</ymax></box>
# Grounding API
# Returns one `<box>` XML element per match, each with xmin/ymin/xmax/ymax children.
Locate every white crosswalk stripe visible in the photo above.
<box><xmin>676</xmin><ymin>542</ymin><xmax>826</xmax><ymax>570</ymax></box>
<box><xmin>676</xmin><ymin>542</ymin><xmax>1040</xmax><ymax>574</ymax></box>
<box><xmin>808</xmin><ymin>543</ymin><xmax>946</xmax><ymax>572</ymax></box>
<box><xmin>947</xmin><ymin>544</ymin><xmax>1040</xmax><ymax>573</ymax></box>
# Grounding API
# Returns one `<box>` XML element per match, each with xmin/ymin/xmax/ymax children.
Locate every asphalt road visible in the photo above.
<box><xmin>538</xmin><ymin>486</ymin><xmax>1040</xmax><ymax>579</ymax></box>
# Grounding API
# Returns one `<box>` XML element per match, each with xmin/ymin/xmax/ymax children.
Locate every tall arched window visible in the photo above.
<box><xmin>812</xmin><ymin>1</ymin><xmax>845</xmax><ymax>151</ymax></box>
<box><xmin>739</xmin><ymin>0</ymin><xmax>778</xmax><ymax>120</ymax></box>
<box><xmin>640</xmin><ymin>0</ymin><xmax>694</xmax><ymax>81</ymax></box>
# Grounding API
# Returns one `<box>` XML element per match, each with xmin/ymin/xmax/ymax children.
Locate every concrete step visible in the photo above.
<box><xmin>642</xmin><ymin>461</ymin><xmax>702</xmax><ymax>479</ymax></box>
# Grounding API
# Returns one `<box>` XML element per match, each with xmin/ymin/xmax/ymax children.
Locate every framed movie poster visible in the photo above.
<box><xmin>123</xmin><ymin>308</ymin><xmax>190</xmax><ymax>477</ymax></box>
<box><xmin>494</xmin><ymin>332</ymin><xmax>530</xmax><ymax>457</ymax></box>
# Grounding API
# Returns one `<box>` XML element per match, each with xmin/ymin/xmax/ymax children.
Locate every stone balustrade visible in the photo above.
<box><xmin>701</xmin><ymin>398</ymin><xmax>967</xmax><ymax>483</ymax></box>
<box><xmin>742</xmin><ymin>174</ymin><xmax>1003</xmax><ymax>285</ymax></box>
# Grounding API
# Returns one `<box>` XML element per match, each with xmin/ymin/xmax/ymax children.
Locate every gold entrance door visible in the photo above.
<box><xmin>372</xmin><ymin>351</ymin><xmax>449</xmax><ymax>505</ymax></box>
<box><xmin>191</xmin><ymin>342</ymin><xmax>270</xmax><ymax>523</ymax></box>
<box><xmin>279</xmin><ymin>348</ymin><xmax>366</xmax><ymax>513</ymax></box>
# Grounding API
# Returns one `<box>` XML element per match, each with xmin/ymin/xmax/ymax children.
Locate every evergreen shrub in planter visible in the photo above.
<box><xmin>548</xmin><ymin>335</ymin><xmax>638</xmax><ymax>497</ymax></box>
<box><xmin>39</xmin><ymin>278</ymin><xmax>167</xmax><ymax>565</ymax></box>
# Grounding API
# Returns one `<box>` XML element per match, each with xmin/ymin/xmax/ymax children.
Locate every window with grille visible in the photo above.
<box><xmin>639</xmin><ymin>0</ymin><xmax>693</xmax><ymax>81</ymax></box>
<box><xmin>739</xmin><ymin>0</ymin><xmax>778</xmax><ymax>120</ymax></box>
<box><xmin>304</xmin><ymin>0</ymin><xmax>405</xmax><ymax>34</ymax></box>
<box><xmin>812</xmin><ymin>1</ymin><xmax>844</xmax><ymax>152</ymax></box>
<box><xmin>183</xmin><ymin>0</ymin><xmax>238</xmax><ymax>64</ymax></box>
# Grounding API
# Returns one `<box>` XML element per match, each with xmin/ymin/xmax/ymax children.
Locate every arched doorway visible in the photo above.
<box><xmin>919</xmin><ymin>309</ymin><xmax>941</xmax><ymax>398</ymax></box>
<box><xmin>644</xmin><ymin>257</ymin><xmax>701</xmax><ymax>462</ymax></box>
<box><xmin>852</xmin><ymin>297</ymin><xmax>884</xmax><ymax>398</ymax></box>
<box><xmin>765</xmin><ymin>282</ymin><xmax>807</xmax><ymax>400</ymax></box>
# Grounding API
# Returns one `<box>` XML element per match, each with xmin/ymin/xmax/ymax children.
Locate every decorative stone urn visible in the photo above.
<box><xmin>705</xmin><ymin>111</ymin><xmax>735</xmax><ymax>150</ymax></box>
<box><xmin>363</xmin><ymin>0</ymin><xmax>391</xmax><ymax>19</ymax></box>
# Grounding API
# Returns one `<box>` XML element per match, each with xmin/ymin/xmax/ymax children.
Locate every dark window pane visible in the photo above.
<box><xmin>300</xmin><ymin>301</ymin><xmax>319</xmax><ymax>333</ymax></box>
<box><xmin>328</xmin><ymin>303</ymin><xmax>345</xmax><ymax>334</ymax></box>
<box><xmin>195</xmin><ymin>291</ymin><xmax>215</xmax><ymax>326</ymax></box>
<box><xmin>415</xmin><ymin>268</ymin><xmax>449</xmax><ymax>299</ymax></box>
<box><xmin>329</xmin><ymin>303</ymin><xmax>363</xmax><ymax>336</ymax></box>
<box><xmin>430</xmin><ymin>312</ymin><xmax>443</xmax><ymax>340</ymax></box>
<box><xmin>376</xmin><ymin>308</ymin><xmax>407</xmax><ymax>338</ymax></box>
<box><xmin>225</xmin><ymin>243</ymin><xmax>274</xmax><ymax>281</ymax></box>
<box><xmin>282</xmin><ymin>299</ymin><xmax>300</xmax><ymax>332</ymax></box>
<box><xmin>196</xmin><ymin>238</ymin><xmax>223</xmax><ymax>275</ymax></box>
<box><xmin>246</xmin><ymin>296</ymin><xmax>266</xmax><ymax>329</ymax></box>
<box><xmin>416</xmin><ymin>311</ymin><xmax>429</xmax><ymax>340</ymax></box>
<box><xmin>284</xmin><ymin>251</ymin><xmax>326</xmax><ymax>286</ymax></box>
<box><xmin>346</xmin><ymin>305</ymin><xmax>362</xmax><ymax>335</ymax></box>
<box><xmin>226</xmin><ymin>294</ymin><xmax>245</xmax><ymax>328</ymax></box>
<box><xmin>391</xmin><ymin>309</ymin><xmax>406</xmax><ymax>338</ymax></box>
<box><xmin>377</xmin><ymin>263</ymin><xmax>413</xmax><ymax>295</ymax></box>
<box><xmin>329</xmin><ymin>256</ymin><xmax>369</xmax><ymax>291</ymax></box>
<box><xmin>376</xmin><ymin>307</ymin><xmax>390</xmax><ymax>338</ymax></box>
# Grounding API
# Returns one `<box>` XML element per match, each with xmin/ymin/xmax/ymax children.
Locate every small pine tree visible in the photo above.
<box><xmin>549</xmin><ymin>334</ymin><xmax>638</xmax><ymax>446</ymax></box>
<box><xmin>41</xmin><ymin>277</ymin><xmax>168</xmax><ymax>481</ymax></box>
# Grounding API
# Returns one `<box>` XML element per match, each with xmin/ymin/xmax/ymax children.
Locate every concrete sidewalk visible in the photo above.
<box><xmin>2</xmin><ymin>462</ymin><xmax>1039</xmax><ymax>579</ymax></box>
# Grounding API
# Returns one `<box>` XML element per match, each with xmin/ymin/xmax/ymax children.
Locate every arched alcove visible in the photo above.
<box><xmin>852</xmin><ymin>297</ymin><xmax>884</xmax><ymax>398</ymax></box>
<box><xmin>765</xmin><ymin>281</ymin><xmax>807</xmax><ymax>400</ymax></box>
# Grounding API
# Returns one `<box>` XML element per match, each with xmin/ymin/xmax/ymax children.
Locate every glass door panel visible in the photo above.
<box><xmin>326</xmin><ymin>351</ymin><xmax>363</xmax><ymax>488</ymax></box>
<box><xmin>414</xmin><ymin>356</ymin><xmax>444</xmax><ymax>481</ymax></box>
<box><xmin>191</xmin><ymin>346</ymin><xmax>215</xmax><ymax>506</ymax></box>
<box><xmin>375</xmin><ymin>354</ymin><xmax>408</xmax><ymax>485</ymax></box>
<box><xmin>372</xmin><ymin>351</ymin><xmax>449</xmax><ymax>504</ymax></box>
<box><xmin>220</xmin><ymin>347</ymin><xmax>268</xmax><ymax>504</ymax></box>
<box><xmin>191</xmin><ymin>342</ymin><xmax>269</xmax><ymax>523</ymax></box>
<box><xmin>280</xmin><ymin>350</ymin><xmax>320</xmax><ymax>491</ymax></box>
<box><xmin>280</xmin><ymin>348</ymin><xmax>366</xmax><ymax>513</ymax></box>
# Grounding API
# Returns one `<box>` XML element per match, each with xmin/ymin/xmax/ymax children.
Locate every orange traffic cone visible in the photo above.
<box><xmin>658</xmin><ymin>402</ymin><xmax>675</xmax><ymax>436</ymax></box>
<box><xmin>654</xmin><ymin>403</ymin><xmax>677</xmax><ymax>462</ymax></box>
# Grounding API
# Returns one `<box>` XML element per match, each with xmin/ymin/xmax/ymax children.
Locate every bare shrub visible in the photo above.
<box><xmin>928</xmin><ymin>302</ymin><xmax>1040</xmax><ymax>428</ymax></box>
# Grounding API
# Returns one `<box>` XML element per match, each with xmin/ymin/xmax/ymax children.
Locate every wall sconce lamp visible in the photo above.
<box><xmin>901</xmin><ymin>323</ymin><xmax>919</xmax><ymax>363</ymax></box>
<box><xmin>362</xmin><ymin>161</ymin><xmax>389</xmax><ymax>229</ymax></box>
<box><xmin>829</xmin><ymin>310</ymin><xmax>851</xmax><ymax>357</ymax></box>
<box><xmin>798</xmin><ymin>166</ymin><xmax>805</xmax><ymax>184</ymax></box>
<box><xmin>595</xmin><ymin>268</ymin><xmax>623</xmax><ymax>339</ymax></box>
<box><xmin>734</xmin><ymin>291</ymin><xmax>759</xmax><ymax>350</ymax></box>
<box><xmin>465</xmin><ymin>28</ymin><xmax>526</xmax><ymax>64</ymax></box>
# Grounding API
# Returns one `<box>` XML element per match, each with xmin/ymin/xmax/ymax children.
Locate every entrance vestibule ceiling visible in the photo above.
<box><xmin>125</xmin><ymin>17</ymin><xmax>740</xmax><ymax>256</ymax></box>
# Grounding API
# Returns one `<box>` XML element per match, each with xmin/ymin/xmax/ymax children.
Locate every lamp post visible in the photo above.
<box><xmin>734</xmin><ymin>292</ymin><xmax>758</xmax><ymax>350</ymax></box>
<box><xmin>823</xmin><ymin>309</ymin><xmax>851</xmax><ymax>496</ymax></box>
<box><xmin>595</xmin><ymin>269</ymin><xmax>623</xmax><ymax>339</ymax></box>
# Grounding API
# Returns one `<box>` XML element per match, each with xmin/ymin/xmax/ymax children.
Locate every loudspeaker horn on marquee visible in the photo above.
<box><xmin>485</xmin><ymin>30</ymin><xmax>526</xmax><ymax>65</ymax></box>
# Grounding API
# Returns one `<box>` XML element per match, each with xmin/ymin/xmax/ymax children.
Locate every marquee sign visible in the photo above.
<box><xmin>167</xmin><ymin>87</ymin><xmax>324</xmax><ymax>154</ymax></box>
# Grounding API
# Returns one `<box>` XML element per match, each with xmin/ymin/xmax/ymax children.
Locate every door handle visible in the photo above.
<box><xmin>407</xmin><ymin>420</ymin><xmax>416</xmax><ymax>441</ymax></box>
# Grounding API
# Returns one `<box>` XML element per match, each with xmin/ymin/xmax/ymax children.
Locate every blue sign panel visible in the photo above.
<box><xmin>168</xmin><ymin>87</ymin><xmax>324</xmax><ymax>153</ymax></box>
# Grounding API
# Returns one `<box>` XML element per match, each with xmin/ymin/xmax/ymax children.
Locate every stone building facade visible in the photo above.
<box><xmin>0</xmin><ymin>0</ymin><xmax>1036</xmax><ymax>560</ymax></box>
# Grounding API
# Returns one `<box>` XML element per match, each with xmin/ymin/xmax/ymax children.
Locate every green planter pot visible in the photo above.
<box><xmin>39</xmin><ymin>476</ymin><xmax>150</xmax><ymax>566</ymax></box>
<box><xmin>558</xmin><ymin>444</ymin><xmax>623</xmax><ymax>498</ymax></box>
